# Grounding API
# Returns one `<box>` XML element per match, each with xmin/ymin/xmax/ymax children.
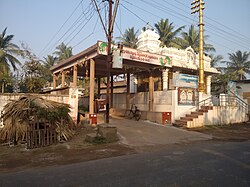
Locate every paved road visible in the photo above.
<box><xmin>1</xmin><ymin>141</ymin><xmax>249</xmax><ymax>187</ymax></box>
<box><xmin>111</xmin><ymin>118</ymin><xmax>212</xmax><ymax>147</ymax></box>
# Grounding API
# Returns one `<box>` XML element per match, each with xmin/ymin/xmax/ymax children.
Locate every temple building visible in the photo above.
<box><xmin>50</xmin><ymin>29</ymin><xmax>248</xmax><ymax>126</ymax></box>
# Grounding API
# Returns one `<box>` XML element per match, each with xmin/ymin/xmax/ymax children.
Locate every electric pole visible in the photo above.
<box><xmin>92</xmin><ymin>0</ymin><xmax>119</xmax><ymax>123</ymax></box>
<box><xmin>105</xmin><ymin>0</ymin><xmax>113</xmax><ymax>123</ymax></box>
<box><xmin>191</xmin><ymin>0</ymin><xmax>205</xmax><ymax>93</ymax></box>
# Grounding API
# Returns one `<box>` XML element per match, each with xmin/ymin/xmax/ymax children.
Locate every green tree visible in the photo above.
<box><xmin>154</xmin><ymin>18</ymin><xmax>184</xmax><ymax>48</ymax></box>
<box><xmin>222</xmin><ymin>50</ymin><xmax>250</xmax><ymax>80</ymax></box>
<box><xmin>0</xmin><ymin>69</ymin><xmax>13</xmax><ymax>93</ymax></box>
<box><xmin>0</xmin><ymin>27</ymin><xmax>22</xmax><ymax>71</ymax></box>
<box><xmin>176</xmin><ymin>25</ymin><xmax>215</xmax><ymax>53</ymax></box>
<box><xmin>210</xmin><ymin>54</ymin><xmax>223</xmax><ymax>67</ymax></box>
<box><xmin>42</xmin><ymin>55</ymin><xmax>57</xmax><ymax>83</ymax></box>
<box><xmin>53</xmin><ymin>42</ymin><xmax>72</xmax><ymax>61</ymax></box>
<box><xmin>211</xmin><ymin>69</ymin><xmax>238</xmax><ymax>94</ymax></box>
<box><xmin>19</xmin><ymin>44</ymin><xmax>46</xmax><ymax>93</ymax></box>
<box><xmin>117</xmin><ymin>27</ymin><xmax>139</xmax><ymax>49</ymax></box>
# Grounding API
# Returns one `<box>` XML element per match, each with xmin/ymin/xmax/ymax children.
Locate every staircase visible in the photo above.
<box><xmin>173</xmin><ymin>93</ymin><xmax>249</xmax><ymax>128</ymax></box>
<box><xmin>173</xmin><ymin>106</ymin><xmax>213</xmax><ymax>128</ymax></box>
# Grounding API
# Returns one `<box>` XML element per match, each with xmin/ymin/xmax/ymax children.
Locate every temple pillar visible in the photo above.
<box><xmin>89</xmin><ymin>59</ymin><xmax>95</xmax><ymax>114</ymax></box>
<box><xmin>111</xmin><ymin>75</ymin><xmax>114</xmax><ymax>108</ymax></box>
<box><xmin>206</xmin><ymin>75</ymin><xmax>212</xmax><ymax>95</ymax></box>
<box><xmin>162</xmin><ymin>68</ymin><xmax>169</xmax><ymax>90</ymax></box>
<box><xmin>149</xmin><ymin>72</ymin><xmax>154</xmax><ymax>111</ymax></box>
<box><xmin>53</xmin><ymin>74</ymin><xmax>57</xmax><ymax>89</ymax></box>
<box><xmin>73</xmin><ymin>65</ymin><xmax>78</xmax><ymax>87</ymax></box>
<box><xmin>126</xmin><ymin>73</ymin><xmax>130</xmax><ymax>110</ymax></box>
<box><xmin>97</xmin><ymin>77</ymin><xmax>101</xmax><ymax>98</ymax></box>
<box><xmin>61</xmin><ymin>71</ymin><xmax>65</xmax><ymax>87</ymax></box>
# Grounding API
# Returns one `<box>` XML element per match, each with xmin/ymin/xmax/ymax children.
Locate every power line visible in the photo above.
<box><xmin>120</xmin><ymin>4</ymin><xmax>149</xmax><ymax>26</ymax></box>
<box><xmin>66</xmin><ymin>9</ymin><xmax>96</xmax><ymax>45</ymax></box>
<box><xmin>39</xmin><ymin>0</ymin><xmax>84</xmax><ymax>57</ymax></box>
<box><xmin>123</xmin><ymin>0</ymin><xmax>250</xmax><ymax>53</ymax></box>
<box><xmin>173</xmin><ymin>0</ymin><xmax>250</xmax><ymax>43</ymax></box>
<box><xmin>64</xmin><ymin>7</ymin><xmax>96</xmax><ymax>44</ymax></box>
<box><xmin>43</xmin><ymin>2</ymin><xmax>95</xmax><ymax>56</ymax></box>
<box><xmin>72</xmin><ymin>17</ymin><xmax>100</xmax><ymax>48</ymax></box>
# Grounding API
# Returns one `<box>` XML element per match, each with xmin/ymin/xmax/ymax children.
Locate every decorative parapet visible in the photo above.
<box><xmin>160</xmin><ymin>46</ymin><xmax>219</xmax><ymax>74</ymax></box>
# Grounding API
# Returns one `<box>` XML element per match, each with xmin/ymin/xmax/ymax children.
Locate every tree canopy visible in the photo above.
<box><xmin>222</xmin><ymin>50</ymin><xmax>250</xmax><ymax>80</ymax></box>
<box><xmin>0</xmin><ymin>27</ymin><xmax>22</xmax><ymax>72</ymax></box>
<box><xmin>176</xmin><ymin>25</ymin><xmax>215</xmax><ymax>53</ymax></box>
<box><xmin>154</xmin><ymin>18</ymin><xmax>184</xmax><ymax>48</ymax></box>
<box><xmin>116</xmin><ymin>27</ymin><xmax>139</xmax><ymax>49</ymax></box>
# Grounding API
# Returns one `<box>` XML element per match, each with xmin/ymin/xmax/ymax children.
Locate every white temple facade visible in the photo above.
<box><xmin>136</xmin><ymin>28</ymin><xmax>218</xmax><ymax>97</ymax></box>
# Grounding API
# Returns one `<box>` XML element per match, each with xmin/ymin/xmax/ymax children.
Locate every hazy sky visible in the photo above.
<box><xmin>0</xmin><ymin>0</ymin><xmax>249</xmax><ymax>62</ymax></box>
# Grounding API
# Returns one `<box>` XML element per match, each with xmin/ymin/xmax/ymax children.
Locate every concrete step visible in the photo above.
<box><xmin>180</xmin><ymin>116</ymin><xmax>195</xmax><ymax>121</ymax></box>
<box><xmin>172</xmin><ymin>123</ymin><xmax>186</xmax><ymax>128</ymax></box>
<box><xmin>175</xmin><ymin>119</ymin><xmax>188</xmax><ymax>125</ymax></box>
<box><xmin>191</xmin><ymin>111</ymin><xmax>204</xmax><ymax>115</ymax></box>
<box><xmin>201</xmin><ymin>106</ymin><xmax>213</xmax><ymax>110</ymax></box>
<box><xmin>198</xmin><ymin>109</ymin><xmax>209</xmax><ymax>113</ymax></box>
<box><xmin>186</xmin><ymin>114</ymin><xmax>199</xmax><ymax>118</ymax></box>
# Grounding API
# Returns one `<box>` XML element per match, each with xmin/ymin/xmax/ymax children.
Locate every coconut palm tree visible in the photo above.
<box><xmin>176</xmin><ymin>25</ymin><xmax>215</xmax><ymax>53</ymax></box>
<box><xmin>54</xmin><ymin>42</ymin><xmax>73</xmax><ymax>61</ymax></box>
<box><xmin>222</xmin><ymin>50</ymin><xmax>250</xmax><ymax>80</ymax></box>
<box><xmin>154</xmin><ymin>18</ymin><xmax>184</xmax><ymax>48</ymax></box>
<box><xmin>42</xmin><ymin>55</ymin><xmax>57</xmax><ymax>83</ymax></box>
<box><xmin>43</xmin><ymin>55</ymin><xmax>57</xmax><ymax>69</ymax></box>
<box><xmin>210</xmin><ymin>54</ymin><xmax>223</xmax><ymax>67</ymax></box>
<box><xmin>117</xmin><ymin>27</ymin><xmax>139</xmax><ymax>49</ymax></box>
<box><xmin>0</xmin><ymin>27</ymin><xmax>21</xmax><ymax>71</ymax></box>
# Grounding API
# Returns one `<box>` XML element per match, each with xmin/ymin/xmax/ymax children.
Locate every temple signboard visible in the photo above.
<box><xmin>173</xmin><ymin>73</ymin><xmax>198</xmax><ymax>89</ymax></box>
<box><xmin>97</xmin><ymin>41</ymin><xmax>172</xmax><ymax>67</ymax></box>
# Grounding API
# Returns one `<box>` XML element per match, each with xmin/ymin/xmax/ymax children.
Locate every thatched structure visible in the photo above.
<box><xmin>0</xmin><ymin>94</ymin><xmax>74</xmax><ymax>144</ymax></box>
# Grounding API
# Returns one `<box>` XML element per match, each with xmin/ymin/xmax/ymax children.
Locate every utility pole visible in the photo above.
<box><xmin>105</xmin><ymin>0</ymin><xmax>113</xmax><ymax>123</ymax></box>
<box><xmin>191</xmin><ymin>0</ymin><xmax>205</xmax><ymax>93</ymax></box>
<box><xmin>92</xmin><ymin>0</ymin><xmax>119</xmax><ymax>123</ymax></box>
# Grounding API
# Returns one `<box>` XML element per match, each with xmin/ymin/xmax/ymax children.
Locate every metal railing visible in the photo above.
<box><xmin>198</xmin><ymin>93</ymin><xmax>249</xmax><ymax>114</ymax></box>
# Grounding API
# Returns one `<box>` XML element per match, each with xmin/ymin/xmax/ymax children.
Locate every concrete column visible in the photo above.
<box><xmin>61</xmin><ymin>71</ymin><xmax>65</xmax><ymax>87</ymax></box>
<box><xmin>53</xmin><ymin>74</ymin><xmax>57</xmax><ymax>89</ymax></box>
<box><xmin>149</xmin><ymin>72</ymin><xmax>154</xmax><ymax>111</ymax></box>
<box><xmin>73</xmin><ymin>65</ymin><xmax>78</xmax><ymax>87</ymax></box>
<box><xmin>206</xmin><ymin>75</ymin><xmax>212</xmax><ymax>95</ymax></box>
<box><xmin>126</xmin><ymin>73</ymin><xmax>130</xmax><ymax>110</ymax></box>
<box><xmin>89</xmin><ymin>59</ymin><xmax>95</xmax><ymax>114</ymax></box>
<box><xmin>97</xmin><ymin>77</ymin><xmax>101</xmax><ymax>98</ymax></box>
<box><xmin>111</xmin><ymin>75</ymin><xmax>113</xmax><ymax>108</ymax></box>
<box><xmin>162</xmin><ymin>68</ymin><xmax>169</xmax><ymax>90</ymax></box>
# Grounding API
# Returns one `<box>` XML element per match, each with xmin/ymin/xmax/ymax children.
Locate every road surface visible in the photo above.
<box><xmin>0</xmin><ymin>140</ymin><xmax>249</xmax><ymax>187</ymax></box>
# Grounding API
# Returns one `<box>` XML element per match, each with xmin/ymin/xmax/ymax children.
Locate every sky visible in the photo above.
<box><xmin>0</xmin><ymin>0</ymin><xmax>250</xmax><ymax>64</ymax></box>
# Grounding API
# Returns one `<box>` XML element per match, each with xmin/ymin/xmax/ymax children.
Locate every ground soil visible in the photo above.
<box><xmin>0</xmin><ymin>126</ymin><xmax>135</xmax><ymax>173</ymax></box>
<box><xmin>0</xmin><ymin>121</ymin><xmax>249</xmax><ymax>173</ymax></box>
<box><xmin>189</xmin><ymin>122</ymin><xmax>250</xmax><ymax>141</ymax></box>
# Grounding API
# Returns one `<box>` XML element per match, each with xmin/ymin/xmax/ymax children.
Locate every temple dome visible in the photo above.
<box><xmin>137</xmin><ymin>29</ymin><xmax>161</xmax><ymax>53</ymax></box>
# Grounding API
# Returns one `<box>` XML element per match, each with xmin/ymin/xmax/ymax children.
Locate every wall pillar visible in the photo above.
<box><xmin>206</xmin><ymin>75</ymin><xmax>212</xmax><ymax>95</ymax></box>
<box><xmin>162</xmin><ymin>68</ymin><xmax>169</xmax><ymax>90</ymax></box>
<box><xmin>89</xmin><ymin>59</ymin><xmax>95</xmax><ymax>114</ymax></box>
<box><xmin>61</xmin><ymin>71</ymin><xmax>65</xmax><ymax>87</ymax></box>
<box><xmin>73</xmin><ymin>65</ymin><xmax>78</xmax><ymax>87</ymax></box>
<box><xmin>53</xmin><ymin>74</ymin><xmax>57</xmax><ymax>89</ymax></box>
<box><xmin>97</xmin><ymin>77</ymin><xmax>101</xmax><ymax>98</ymax></box>
<box><xmin>149</xmin><ymin>72</ymin><xmax>154</xmax><ymax>111</ymax></box>
<box><xmin>111</xmin><ymin>75</ymin><xmax>114</xmax><ymax>108</ymax></box>
<box><xmin>126</xmin><ymin>73</ymin><xmax>131</xmax><ymax>110</ymax></box>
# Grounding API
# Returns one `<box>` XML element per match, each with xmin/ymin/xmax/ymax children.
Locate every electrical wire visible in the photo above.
<box><xmin>39</xmin><ymin>0</ymin><xmax>84</xmax><ymax>57</ymax></box>
<box><xmin>122</xmin><ymin>0</ymin><xmax>250</xmax><ymax>53</ymax></box>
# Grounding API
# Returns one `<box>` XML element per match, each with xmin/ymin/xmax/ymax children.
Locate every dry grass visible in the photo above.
<box><xmin>0</xmin><ymin>94</ymin><xmax>74</xmax><ymax>143</ymax></box>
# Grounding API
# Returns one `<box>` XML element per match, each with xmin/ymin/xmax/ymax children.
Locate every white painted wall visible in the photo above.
<box><xmin>187</xmin><ymin>106</ymin><xmax>248</xmax><ymax>128</ymax></box>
